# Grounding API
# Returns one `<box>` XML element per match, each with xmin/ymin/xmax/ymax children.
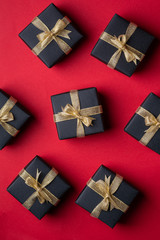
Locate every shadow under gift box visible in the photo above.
<box><xmin>125</xmin><ymin>93</ymin><xmax>160</xmax><ymax>154</ymax></box>
<box><xmin>76</xmin><ymin>165</ymin><xmax>139</xmax><ymax>228</ymax></box>
<box><xmin>19</xmin><ymin>3</ymin><xmax>83</xmax><ymax>68</ymax></box>
<box><xmin>7</xmin><ymin>156</ymin><xmax>71</xmax><ymax>219</ymax></box>
<box><xmin>51</xmin><ymin>87</ymin><xmax>104</xmax><ymax>139</ymax></box>
<box><xmin>91</xmin><ymin>14</ymin><xmax>155</xmax><ymax>77</ymax></box>
<box><xmin>0</xmin><ymin>90</ymin><xmax>31</xmax><ymax>150</ymax></box>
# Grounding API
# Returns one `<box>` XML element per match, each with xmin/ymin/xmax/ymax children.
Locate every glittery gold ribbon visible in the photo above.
<box><xmin>100</xmin><ymin>22</ymin><xmax>145</xmax><ymax>69</ymax></box>
<box><xmin>54</xmin><ymin>90</ymin><xmax>103</xmax><ymax>137</ymax></box>
<box><xmin>19</xmin><ymin>168</ymin><xmax>59</xmax><ymax>210</ymax></box>
<box><xmin>87</xmin><ymin>175</ymin><xmax>129</xmax><ymax>218</ymax></box>
<box><xmin>0</xmin><ymin>97</ymin><xmax>19</xmax><ymax>136</ymax></box>
<box><xmin>136</xmin><ymin>106</ymin><xmax>160</xmax><ymax>146</ymax></box>
<box><xmin>32</xmin><ymin>17</ymin><xmax>72</xmax><ymax>55</ymax></box>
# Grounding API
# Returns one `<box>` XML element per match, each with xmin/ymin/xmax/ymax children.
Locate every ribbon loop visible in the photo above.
<box><xmin>54</xmin><ymin>90</ymin><xmax>103</xmax><ymax>137</ymax></box>
<box><xmin>100</xmin><ymin>22</ymin><xmax>144</xmax><ymax>69</ymax></box>
<box><xmin>32</xmin><ymin>17</ymin><xmax>72</xmax><ymax>55</ymax></box>
<box><xmin>0</xmin><ymin>97</ymin><xmax>19</xmax><ymax>136</ymax></box>
<box><xmin>87</xmin><ymin>175</ymin><xmax>129</xmax><ymax>218</ymax></box>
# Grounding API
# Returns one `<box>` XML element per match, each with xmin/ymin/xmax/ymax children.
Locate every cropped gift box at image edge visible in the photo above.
<box><xmin>76</xmin><ymin>165</ymin><xmax>139</xmax><ymax>228</ymax></box>
<box><xmin>125</xmin><ymin>93</ymin><xmax>160</xmax><ymax>154</ymax></box>
<box><xmin>7</xmin><ymin>155</ymin><xmax>71</xmax><ymax>219</ymax></box>
<box><xmin>51</xmin><ymin>87</ymin><xmax>104</xmax><ymax>139</ymax></box>
<box><xmin>0</xmin><ymin>89</ymin><xmax>31</xmax><ymax>150</ymax></box>
<box><xmin>19</xmin><ymin>3</ymin><xmax>83</xmax><ymax>68</ymax></box>
<box><xmin>91</xmin><ymin>14</ymin><xmax>155</xmax><ymax>76</ymax></box>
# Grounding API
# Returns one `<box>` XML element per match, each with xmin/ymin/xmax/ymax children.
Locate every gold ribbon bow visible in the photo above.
<box><xmin>19</xmin><ymin>168</ymin><xmax>59</xmax><ymax>210</ymax></box>
<box><xmin>136</xmin><ymin>106</ymin><xmax>160</xmax><ymax>146</ymax></box>
<box><xmin>100</xmin><ymin>22</ymin><xmax>145</xmax><ymax>69</ymax></box>
<box><xmin>54</xmin><ymin>90</ymin><xmax>103</xmax><ymax>137</ymax></box>
<box><xmin>0</xmin><ymin>97</ymin><xmax>19</xmax><ymax>136</ymax></box>
<box><xmin>87</xmin><ymin>175</ymin><xmax>129</xmax><ymax>218</ymax></box>
<box><xmin>32</xmin><ymin>17</ymin><xmax>72</xmax><ymax>56</ymax></box>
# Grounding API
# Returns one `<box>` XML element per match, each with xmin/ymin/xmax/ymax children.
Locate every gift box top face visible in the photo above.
<box><xmin>0</xmin><ymin>90</ymin><xmax>31</xmax><ymax>150</ymax></box>
<box><xmin>91</xmin><ymin>14</ymin><xmax>155</xmax><ymax>76</ymax></box>
<box><xmin>19</xmin><ymin>3</ymin><xmax>83</xmax><ymax>68</ymax></box>
<box><xmin>125</xmin><ymin>93</ymin><xmax>160</xmax><ymax>154</ymax></box>
<box><xmin>51</xmin><ymin>87</ymin><xmax>104</xmax><ymax>139</ymax></box>
<box><xmin>76</xmin><ymin>165</ymin><xmax>138</xmax><ymax>228</ymax></box>
<box><xmin>7</xmin><ymin>156</ymin><xmax>71</xmax><ymax>219</ymax></box>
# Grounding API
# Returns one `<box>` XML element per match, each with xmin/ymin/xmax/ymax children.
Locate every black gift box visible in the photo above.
<box><xmin>7</xmin><ymin>156</ymin><xmax>71</xmax><ymax>219</ymax></box>
<box><xmin>51</xmin><ymin>87</ymin><xmax>104</xmax><ymax>139</ymax></box>
<box><xmin>91</xmin><ymin>14</ymin><xmax>155</xmax><ymax>77</ymax></box>
<box><xmin>19</xmin><ymin>3</ymin><xmax>83</xmax><ymax>68</ymax></box>
<box><xmin>0</xmin><ymin>90</ymin><xmax>31</xmax><ymax>150</ymax></box>
<box><xmin>125</xmin><ymin>93</ymin><xmax>160</xmax><ymax>154</ymax></box>
<box><xmin>76</xmin><ymin>165</ymin><xmax>138</xmax><ymax>228</ymax></box>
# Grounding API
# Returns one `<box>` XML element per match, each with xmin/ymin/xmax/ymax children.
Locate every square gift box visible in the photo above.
<box><xmin>125</xmin><ymin>93</ymin><xmax>160</xmax><ymax>154</ymax></box>
<box><xmin>7</xmin><ymin>156</ymin><xmax>71</xmax><ymax>219</ymax></box>
<box><xmin>91</xmin><ymin>14</ymin><xmax>155</xmax><ymax>76</ymax></box>
<box><xmin>0</xmin><ymin>90</ymin><xmax>31</xmax><ymax>150</ymax></box>
<box><xmin>76</xmin><ymin>165</ymin><xmax>138</xmax><ymax>228</ymax></box>
<box><xmin>51</xmin><ymin>87</ymin><xmax>104</xmax><ymax>139</ymax></box>
<box><xmin>19</xmin><ymin>3</ymin><xmax>83</xmax><ymax>68</ymax></box>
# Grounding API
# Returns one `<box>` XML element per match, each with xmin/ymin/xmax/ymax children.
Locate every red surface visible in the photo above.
<box><xmin>0</xmin><ymin>0</ymin><xmax>160</xmax><ymax>239</ymax></box>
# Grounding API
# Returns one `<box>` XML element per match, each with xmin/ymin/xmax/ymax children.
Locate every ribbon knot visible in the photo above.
<box><xmin>0</xmin><ymin>111</ymin><xmax>14</xmax><ymax>123</ymax></box>
<box><xmin>111</xmin><ymin>34</ymin><xmax>140</xmax><ymax>64</ymax></box>
<box><xmin>25</xmin><ymin>169</ymin><xmax>52</xmax><ymax>204</ymax></box>
<box><xmin>32</xmin><ymin>17</ymin><xmax>72</xmax><ymax>56</ymax></box>
<box><xmin>100</xmin><ymin>22</ymin><xmax>144</xmax><ymax>69</ymax></box>
<box><xmin>136</xmin><ymin>106</ymin><xmax>160</xmax><ymax>146</ymax></box>
<box><xmin>87</xmin><ymin>174</ymin><xmax>129</xmax><ymax>218</ymax></box>
<box><xmin>145</xmin><ymin>115</ymin><xmax>160</xmax><ymax>128</ymax></box>
<box><xmin>54</xmin><ymin>90</ymin><xmax>103</xmax><ymax>137</ymax></box>
<box><xmin>0</xmin><ymin>97</ymin><xmax>19</xmax><ymax>136</ymax></box>
<box><xmin>19</xmin><ymin>168</ymin><xmax>60</xmax><ymax>210</ymax></box>
<box><xmin>61</xmin><ymin>104</ymin><xmax>95</xmax><ymax>127</ymax></box>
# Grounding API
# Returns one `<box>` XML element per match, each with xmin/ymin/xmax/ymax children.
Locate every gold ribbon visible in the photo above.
<box><xmin>100</xmin><ymin>22</ymin><xmax>145</xmax><ymax>69</ymax></box>
<box><xmin>0</xmin><ymin>97</ymin><xmax>19</xmax><ymax>136</ymax></box>
<box><xmin>136</xmin><ymin>106</ymin><xmax>160</xmax><ymax>146</ymax></box>
<box><xmin>19</xmin><ymin>168</ymin><xmax>59</xmax><ymax>210</ymax></box>
<box><xmin>32</xmin><ymin>17</ymin><xmax>72</xmax><ymax>56</ymax></box>
<box><xmin>87</xmin><ymin>175</ymin><xmax>129</xmax><ymax>218</ymax></box>
<box><xmin>54</xmin><ymin>90</ymin><xmax>103</xmax><ymax>137</ymax></box>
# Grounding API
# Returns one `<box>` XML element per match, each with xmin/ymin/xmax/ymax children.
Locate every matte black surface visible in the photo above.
<box><xmin>19</xmin><ymin>3</ymin><xmax>83</xmax><ymax>67</ymax></box>
<box><xmin>76</xmin><ymin>165</ymin><xmax>138</xmax><ymax>228</ymax></box>
<box><xmin>91</xmin><ymin>14</ymin><xmax>155</xmax><ymax>76</ymax></box>
<box><xmin>51</xmin><ymin>87</ymin><xmax>104</xmax><ymax>139</ymax></box>
<box><xmin>125</xmin><ymin>93</ymin><xmax>160</xmax><ymax>154</ymax></box>
<box><xmin>0</xmin><ymin>90</ymin><xmax>31</xmax><ymax>150</ymax></box>
<box><xmin>7</xmin><ymin>156</ymin><xmax>71</xmax><ymax>219</ymax></box>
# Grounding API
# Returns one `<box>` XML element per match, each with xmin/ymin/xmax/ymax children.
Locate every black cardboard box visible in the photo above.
<box><xmin>19</xmin><ymin>3</ymin><xmax>83</xmax><ymax>67</ymax></box>
<box><xmin>76</xmin><ymin>165</ymin><xmax>138</xmax><ymax>228</ymax></box>
<box><xmin>125</xmin><ymin>93</ymin><xmax>160</xmax><ymax>154</ymax></box>
<box><xmin>91</xmin><ymin>14</ymin><xmax>155</xmax><ymax>76</ymax></box>
<box><xmin>51</xmin><ymin>87</ymin><xmax>104</xmax><ymax>139</ymax></box>
<box><xmin>0</xmin><ymin>90</ymin><xmax>31</xmax><ymax>150</ymax></box>
<box><xmin>7</xmin><ymin>156</ymin><xmax>71</xmax><ymax>219</ymax></box>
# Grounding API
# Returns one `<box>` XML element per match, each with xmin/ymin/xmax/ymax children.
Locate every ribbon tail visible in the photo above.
<box><xmin>107</xmin><ymin>49</ymin><xmax>122</xmax><ymax>69</ymax></box>
<box><xmin>23</xmin><ymin>191</ymin><xmax>38</xmax><ymax>210</ymax></box>
<box><xmin>91</xmin><ymin>199</ymin><xmax>109</xmax><ymax>218</ymax></box>
<box><xmin>58</xmin><ymin>29</ymin><xmax>71</xmax><ymax>39</ymax></box>
<box><xmin>55</xmin><ymin>37</ymin><xmax>72</xmax><ymax>55</ymax></box>
<box><xmin>77</xmin><ymin>119</ymin><xmax>85</xmax><ymax>137</ymax></box>
<box><xmin>0</xmin><ymin>122</ymin><xmax>19</xmax><ymax>137</ymax></box>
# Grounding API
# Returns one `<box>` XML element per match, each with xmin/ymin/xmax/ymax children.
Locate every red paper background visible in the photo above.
<box><xmin>0</xmin><ymin>0</ymin><xmax>160</xmax><ymax>239</ymax></box>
